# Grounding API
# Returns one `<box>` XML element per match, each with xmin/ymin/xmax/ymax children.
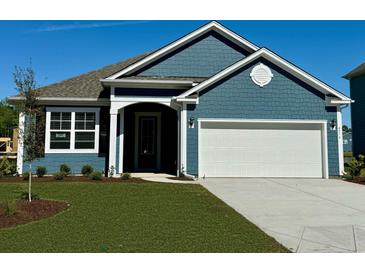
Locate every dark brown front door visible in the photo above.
<box><xmin>137</xmin><ymin>116</ymin><xmax>158</xmax><ymax>170</ymax></box>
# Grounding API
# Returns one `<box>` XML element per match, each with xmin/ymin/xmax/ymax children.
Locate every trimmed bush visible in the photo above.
<box><xmin>81</xmin><ymin>164</ymin><xmax>94</xmax><ymax>176</ymax></box>
<box><xmin>36</xmin><ymin>166</ymin><xmax>47</xmax><ymax>178</ymax></box>
<box><xmin>19</xmin><ymin>191</ymin><xmax>40</xmax><ymax>201</ymax></box>
<box><xmin>90</xmin><ymin>171</ymin><xmax>102</xmax><ymax>181</ymax></box>
<box><xmin>120</xmin><ymin>172</ymin><xmax>131</xmax><ymax>180</ymax></box>
<box><xmin>59</xmin><ymin>164</ymin><xmax>71</xmax><ymax>175</ymax></box>
<box><xmin>22</xmin><ymin>171</ymin><xmax>30</xmax><ymax>180</ymax></box>
<box><xmin>53</xmin><ymin>172</ymin><xmax>66</xmax><ymax>181</ymax></box>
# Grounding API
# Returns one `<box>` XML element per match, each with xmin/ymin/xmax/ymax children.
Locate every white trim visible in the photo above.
<box><xmin>197</xmin><ymin>118</ymin><xmax>328</xmax><ymax>124</ymax></box>
<box><xmin>177</xmin><ymin>109</ymin><xmax>181</xmax><ymax>176</ymax></box>
<box><xmin>8</xmin><ymin>96</ymin><xmax>110</xmax><ymax>106</ymax></box>
<box><xmin>197</xmin><ymin>118</ymin><xmax>329</xmax><ymax>179</ymax></box>
<box><xmin>106</xmin><ymin>21</ymin><xmax>258</xmax><ymax>80</ymax></box>
<box><xmin>45</xmin><ymin>107</ymin><xmax>100</xmax><ymax>154</ymax></box>
<box><xmin>109</xmin><ymin>97</ymin><xmax>175</xmax><ymax>115</ymax></box>
<box><xmin>101</xmin><ymin>78</ymin><xmax>195</xmax><ymax>89</ymax></box>
<box><xmin>118</xmin><ymin>108</ymin><xmax>124</xmax><ymax>174</ymax></box>
<box><xmin>134</xmin><ymin>112</ymin><xmax>161</xmax><ymax>171</ymax></box>
<box><xmin>109</xmin><ymin>112</ymin><xmax>118</xmax><ymax>177</ymax></box>
<box><xmin>180</xmin><ymin>103</ymin><xmax>187</xmax><ymax>173</ymax></box>
<box><xmin>17</xmin><ymin>112</ymin><xmax>25</xmax><ymax>175</ymax></box>
<box><xmin>111</xmin><ymin>96</ymin><xmax>172</xmax><ymax>103</ymax></box>
<box><xmin>174</xmin><ymin>97</ymin><xmax>199</xmax><ymax>104</ymax></box>
<box><xmin>178</xmin><ymin>48</ymin><xmax>352</xmax><ymax>102</ymax></box>
<box><xmin>337</xmin><ymin>106</ymin><xmax>344</xmax><ymax>175</ymax></box>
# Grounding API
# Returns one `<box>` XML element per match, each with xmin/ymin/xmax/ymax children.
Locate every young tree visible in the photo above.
<box><xmin>13</xmin><ymin>65</ymin><xmax>44</xmax><ymax>202</ymax></box>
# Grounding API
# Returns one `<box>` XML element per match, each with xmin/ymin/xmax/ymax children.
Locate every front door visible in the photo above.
<box><xmin>135</xmin><ymin>113</ymin><xmax>161</xmax><ymax>171</ymax></box>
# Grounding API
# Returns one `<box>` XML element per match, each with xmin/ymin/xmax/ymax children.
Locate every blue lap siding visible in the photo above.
<box><xmin>135</xmin><ymin>31</ymin><xmax>248</xmax><ymax>78</ymax></box>
<box><xmin>186</xmin><ymin>58</ymin><xmax>339</xmax><ymax>176</ymax></box>
<box><xmin>23</xmin><ymin>153</ymin><xmax>106</xmax><ymax>174</ymax></box>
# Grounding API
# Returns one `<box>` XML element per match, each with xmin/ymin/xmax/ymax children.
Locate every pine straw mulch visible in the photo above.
<box><xmin>0</xmin><ymin>200</ymin><xmax>69</xmax><ymax>229</ymax></box>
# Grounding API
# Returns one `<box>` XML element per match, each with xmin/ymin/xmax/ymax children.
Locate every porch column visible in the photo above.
<box><xmin>17</xmin><ymin>112</ymin><xmax>25</xmax><ymax>175</ymax></box>
<box><xmin>109</xmin><ymin>109</ymin><xmax>118</xmax><ymax>177</ymax></box>
<box><xmin>118</xmin><ymin>108</ymin><xmax>124</xmax><ymax>174</ymax></box>
<box><xmin>180</xmin><ymin>102</ymin><xmax>187</xmax><ymax>174</ymax></box>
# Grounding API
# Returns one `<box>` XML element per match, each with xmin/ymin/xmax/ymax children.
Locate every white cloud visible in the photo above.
<box><xmin>30</xmin><ymin>20</ymin><xmax>151</xmax><ymax>33</ymax></box>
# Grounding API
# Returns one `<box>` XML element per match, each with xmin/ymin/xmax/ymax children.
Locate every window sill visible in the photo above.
<box><xmin>45</xmin><ymin>149</ymin><xmax>99</xmax><ymax>154</ymax></box>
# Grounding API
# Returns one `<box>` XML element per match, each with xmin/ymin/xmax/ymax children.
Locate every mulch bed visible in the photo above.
<box><xmin>0</xmin><ymin>200</ymin><xmax>69</xmax><ymax>229</ymax></box>
<box><xmin>342</xmin><ymin>176</ymin><xmax>365</xmax><ymax>185</ymax></box>
<box><xmin>169</xmin><ymin>176</ymin><xmax>195</xmax><ymax>181</ymax></box>
<box><xmin>0</xmin><ymin>176</ymin><xmax>146</xmax><ymax>183</ymax></box>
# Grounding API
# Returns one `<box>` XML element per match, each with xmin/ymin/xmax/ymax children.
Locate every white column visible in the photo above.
<box><xmin>17</xmin><ymin>112</ymin><xmax>25</xmax><ymax>175</ymax></box>
<box><xmin>177</xmin><ymin>110</ymin><xmax>181</xmax><ymax>176</ymax></box>
<box><xmin>118</xmin><ymin>108</ymin><xmax>124</xmax><ymax>174</ymax></box>
<box><xmin>180</xmin><ymin>103</ymin><xmax>187</xmax><ymax>174</ymax></box>
<box><xmin>109</xmin><ymin>109</ymin><xmax>118</xmax><ymax>177</ymax></box>
<box><xmin>337</xmin><ymin>106</ymin><xmax>344</xmax><ymax>175</ymax></box>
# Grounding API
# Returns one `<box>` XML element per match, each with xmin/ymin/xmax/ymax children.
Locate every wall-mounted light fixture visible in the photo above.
<box><xmin>329</xmin><ymin>119</ymin><xmax>337</xmax><ymax>131</ymax></box>
<box><xmin>189</xmin><ymin>117</ymin><xmax>195</xmax><ymax>128</ymax></box>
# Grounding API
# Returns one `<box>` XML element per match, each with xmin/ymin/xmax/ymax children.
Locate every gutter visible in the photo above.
<box><xmin>100</xmin><ymin>78</ymin><xmax>196</xmax><ymax>90</ymax></box>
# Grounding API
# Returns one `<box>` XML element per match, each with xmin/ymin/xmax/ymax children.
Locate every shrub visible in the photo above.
<box><xmin>36</xmin><ymin>166</ymin><xmax>47</xmax><ymax>178</ymax></box>
<box><xmin>346</xmin><ymin>154</ymin><xmax>365</xmax><ymax>178</ymax></box>
<box><xmin>22</xmin><ymin>171</ymin><xmax>30</xmax><ymax>180</ymax></box>
<box><xmin>344</xmin><ymin>151</ymin><xmax>353</xmax><ymax>158</ymax></box>
<box><xmin>59</xmin><ymin>164</ymin><xmax>71</xmax><ymax>175</ymax></box>
<box><xmin>81</xmin><ymin>164</ymin><xmax>94</xmax><ymax>176</ymax></box>
<box><xmin>19</xmin><ymin>191</ymin><xmax>40</xmax><ymax>201</ymax></box>
<box><xmin>0</xmin><ymin>157</ymin><xmax>16</xmax><ymax>177</ymax></box>
<box><xmin>90</xmin><ymin>171</ymin><xmax>102</xmax><ymax>181</ymax></box>
<box><xmin>120</xmin><ymin>172</ymin><xmax>131</xmax><ymax>180</ymax></box>
<box><xmin>53</xmin><ymin>172</ymin><xmax>66</xmax><ymax>180</ymax></box>
<box><xmin>0</xmin><ymin>200</ymin><xmax>17</xmax><ymax>216</ymax></box>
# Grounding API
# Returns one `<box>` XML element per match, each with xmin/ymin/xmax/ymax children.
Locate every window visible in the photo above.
<box><xmin>46</xmin><ymin>108</ymin><xmax>99</xmax><ymax>153</ymax></box>
<box><xmin>49</xmin><ymin>112</ymin><xmax>72</xmax><ymax>149</ymax></box>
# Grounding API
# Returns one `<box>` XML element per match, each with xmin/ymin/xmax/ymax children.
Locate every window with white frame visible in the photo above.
<box><xmin>46</xmin><ymin>108</ymin><xmax>99</xmax><ymax>153</ymax></box>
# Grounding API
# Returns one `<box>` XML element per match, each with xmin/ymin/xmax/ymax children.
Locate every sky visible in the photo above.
<box><xmin>1</xmin><ymin>20</ymin><xmax>364</xmax><ymax>126</ymax></box>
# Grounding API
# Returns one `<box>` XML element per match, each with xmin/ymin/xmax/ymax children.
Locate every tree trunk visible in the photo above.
<box><xmin>28</xmin><ymin>162</ymin><xmax>32</xmax><ymax>203</ymax></box>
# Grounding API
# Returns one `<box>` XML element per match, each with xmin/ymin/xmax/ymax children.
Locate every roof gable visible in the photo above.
<box><xmin>106</xmin><ymin>21</ymin><xmax>259</xmax><ymax>80</ymax></box>
<box><xmin>132</xmin><ymin>31</ymin><xmax>249</xmax><ymax>78</ymax></box>
<box><xmin>178</xmin><ymin>48</ymin><xmax>352</xmax><ymax>103</ymax></box>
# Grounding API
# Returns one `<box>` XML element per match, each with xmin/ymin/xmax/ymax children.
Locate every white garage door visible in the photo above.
<box><xmin>199</xmin><ymin>121</ymin><xmax>325</xmax><ymax>178</ymax></box>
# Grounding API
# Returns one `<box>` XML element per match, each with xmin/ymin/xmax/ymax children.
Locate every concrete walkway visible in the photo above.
<box><xmin>131</xmin><ymin>173</ymin><xmax>198</xmax><ymax>184</ymax></box>
<box><xmin>200</xmin><ymin>178</ymin><xmax>365</xmax><ymax>252</ymax></box>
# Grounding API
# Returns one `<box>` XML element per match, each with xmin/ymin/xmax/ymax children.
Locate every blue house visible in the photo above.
<box><xmin>10</xmin><ymin>21</ymin><xmax>352</xmax><ymax>178</ymax></box>
<box><xmin>344</xmin><ymin>63</ymin><xmax>365</xmax><ymax>155</ymax></box>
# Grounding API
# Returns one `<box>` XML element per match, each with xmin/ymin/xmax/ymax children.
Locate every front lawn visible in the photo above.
<box><xmin>0</xmin><ymin>181</ymin><xmax>287</xmax><ymax>252</ymax></box>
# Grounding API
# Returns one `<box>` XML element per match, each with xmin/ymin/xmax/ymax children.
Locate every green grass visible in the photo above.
<box><xmin>0</xmin><ymin>181</ymin><xmax>287</xmax><ymax>252</ymax></box>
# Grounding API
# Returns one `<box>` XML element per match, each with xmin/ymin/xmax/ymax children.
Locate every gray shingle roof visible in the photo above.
<box><xmin>343</xmin><ymin>62</ymin><xmax>365</xmax><ymax>79</ymax></box>
<box><xmin>35</xmin><ymin>53</ymin><xmax>151</xmax><ymax>98</ymax></box>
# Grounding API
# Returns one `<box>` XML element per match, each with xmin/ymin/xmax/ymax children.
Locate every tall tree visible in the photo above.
<box><xmin>13</xmin><ymin>65</ymin><xmax>44</xmax><ymax>202</ymax></box>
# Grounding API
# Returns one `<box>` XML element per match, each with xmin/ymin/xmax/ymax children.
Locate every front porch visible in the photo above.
<box><xmin>108</xmin><ymin>100</ymin><xmax>186</xmax><ymax>177</ymax></box>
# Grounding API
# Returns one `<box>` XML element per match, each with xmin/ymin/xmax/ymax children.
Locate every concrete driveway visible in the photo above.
<box><xmin>200</xmin><ymin>178</ymin><xmax>365</xmax><ymax>252</ymax></box>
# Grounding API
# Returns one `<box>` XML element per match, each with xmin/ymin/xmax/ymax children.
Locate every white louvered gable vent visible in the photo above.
<box><xmin>250</xmin><ymin>63</ymin><xmax>273</xmax><ymax>87</ymax></box>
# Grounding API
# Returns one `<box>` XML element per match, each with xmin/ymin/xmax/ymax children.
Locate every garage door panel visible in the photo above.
<box><xmin>199</xmin><ymin>121</ymin><xmax>324</xmax><ymax>178</ymax></box>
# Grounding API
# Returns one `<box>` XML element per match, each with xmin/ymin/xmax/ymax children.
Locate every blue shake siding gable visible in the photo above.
<box><xmin>186</xmin><ymin>58</ymin><xmax>339</xmax><ymax>176</ymax></box>
<box><xmin>134</xmin><ymin>31</ymin><xmax>249</xmax><ymax>78</ymax></box>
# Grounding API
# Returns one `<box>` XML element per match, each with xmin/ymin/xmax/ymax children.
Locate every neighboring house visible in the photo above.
<box><xmin>343</xmin><ymin>131</ymin><xmax>352</xmax><ymax>152</ymax></box>
<box><xmin>9</xmin><ymin>21</ymin><xmax>352</xmax><ymax>178</ymax></box>
<box><xmin>344</xmin><ymin>63</ymin><xmax>365</xmax><ymax>155</ymax></box>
